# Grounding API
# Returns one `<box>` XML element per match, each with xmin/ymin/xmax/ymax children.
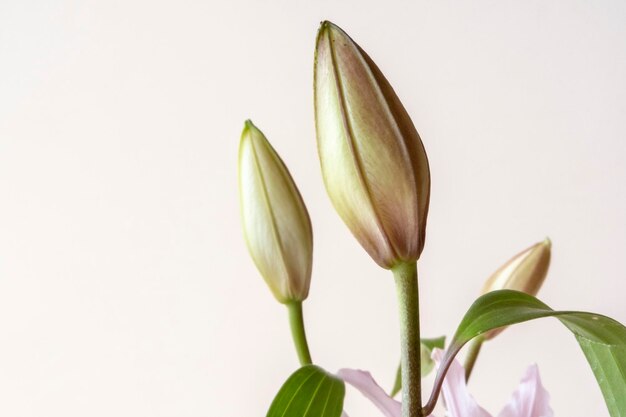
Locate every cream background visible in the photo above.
<box><xmin>1</xmin><ymin>1</ymin><xmax>625</xmax><ymax>416</ymax></box>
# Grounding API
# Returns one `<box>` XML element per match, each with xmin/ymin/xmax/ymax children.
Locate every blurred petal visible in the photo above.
<box><xmin>497</xmin><ymin>364</ymin><xmax>553</xmax><ymax>417</ymax></box>
<box><xmin>338</xmin><ymin>354</ymin><xmax>551</xmax><ymax>417</ymax></box>
<box><xmin>337</xmin><ymin>368</ymin><xmax>402</xmax><ymax>417</ymax></box>
<box><xmin>432</xmin><ymin>349</ymin><xmax>492</xmax><ymax>417</ymax></box>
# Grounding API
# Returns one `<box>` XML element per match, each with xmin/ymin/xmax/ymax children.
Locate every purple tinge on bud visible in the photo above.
<box><xmin>481</xmin><ymin>238</ymin><xmax>552</xmax><ymax>339</ymax></box>
<box><xmin>238</xmin><ymin>121</ymin><xmax>313</xmax><ymax>303</ymax></box>
<box><xmin>314</xmin><ymin>21</ymin><xmax>430</xmax><ymax>269</ymax></box>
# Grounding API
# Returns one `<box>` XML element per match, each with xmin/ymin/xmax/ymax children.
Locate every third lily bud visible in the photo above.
<box><xmin>481</xmin><ymin>238</ymin><xmax>552</xmax><ymax>340</ymax></box>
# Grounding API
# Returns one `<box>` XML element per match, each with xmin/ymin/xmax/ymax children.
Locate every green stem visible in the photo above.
<box><xmin>286</xmin><ymin>301</ymin><xmax>313</xmax><ymax>365</ymax></box>
<box><xmin>392</xmin><ymin>261</ymin><xmax>422</xmax><ymax>417</ymax></box>
<box><xmin>463</xmin><ymin>336</ymin><xmax>484</xmax><ymax>381</ymax></box>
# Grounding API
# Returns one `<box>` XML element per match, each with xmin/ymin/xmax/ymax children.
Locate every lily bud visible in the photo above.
<box><xmin>238</xmin><ymin>120</ymin><xmax>313</xmax><ymax>303</ymax></box>
<box><xmin>314</xmin><ymin>21</ymin><xmax>430</xmax><ymax>269</ymax></box>
<box><xmin>481</xmin><ymin>238</ymin><xmax>552</xmax><ymax>339</ymax></box>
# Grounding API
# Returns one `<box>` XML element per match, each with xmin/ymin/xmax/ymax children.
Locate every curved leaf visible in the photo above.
<box><xmin>423</xmin><ymin>290</ymin><xmax>626</xmax><ymax>417</ymax></box>
<box><xmin>267</xmin><ymin>365</ymin><xmax>345</xmax><ymax>417</ymax></box>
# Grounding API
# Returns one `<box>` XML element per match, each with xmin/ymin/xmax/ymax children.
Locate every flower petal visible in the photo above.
<box><xmin>497</xmin><ymin>364</ymin><xmax>553</xmax><ymax>417</ymax></box>
<box><xmin>432</xmin><ymin>349</ymin><xmax>492</xmax><ymax>417</ymax></box>
<box><xmin>337</xmin><ymin>368</ymin><xmax>402</xmax><ymax>417</ymax></box>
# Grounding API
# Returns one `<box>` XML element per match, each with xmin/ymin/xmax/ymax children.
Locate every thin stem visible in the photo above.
<box><xmin>392</xmin><ymin>261</ymin><xmax>422</xmax><ymax>417</ymax></box>
<box><xmin>286</xmin><ymin>301</ymin><xmax>313</xmax><ymax>365</ymax></box>
<box><xmin>463</xmin><ymin>336</ymin><xmax>484</xmax><ymax>381</ymax></box>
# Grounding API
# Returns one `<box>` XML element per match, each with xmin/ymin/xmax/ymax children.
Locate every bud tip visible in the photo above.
<box><xmin>242</xmin><ymin>120</ymin><xmax>262</xmax><ymax>141</ymax></box>
<box><xmin>317</xmin><ymin>20</ymin><xmax>342</xmax><ymax>38</ymax></box>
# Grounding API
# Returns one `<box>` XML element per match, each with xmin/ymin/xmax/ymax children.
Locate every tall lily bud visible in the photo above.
<box><xmin>314</xmin><ymin>21</ymin><xmax>430</xmax><ymax>269</ymax></box>
<box><xmin>238</xmin><ymin>120</ymin><xmax>313</xmax><ymax>303</ymax></box>
<box><xmin>481</xmin><ymin>238</ymin><xmax>552</xmax><ymax>340</ymax></box>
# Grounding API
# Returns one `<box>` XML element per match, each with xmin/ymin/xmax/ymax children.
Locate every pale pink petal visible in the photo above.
<box><xmin>497</xmin><ymin>364</ymin><xmax>553</xmax><ymax>417</ymax></box>
<box><xmin>337</xmin><ymin>368</ymin><xmax>402</xmax><ymax>417</ymax></box>
<box><xmin>432</xmin><ymin>349</ymin><xmax>493</xmax><ymax>417</ymax></box>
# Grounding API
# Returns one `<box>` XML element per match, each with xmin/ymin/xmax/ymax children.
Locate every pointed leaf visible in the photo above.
<box><xmin>267</xmin><ymin>365</ymin><xmax>345</xmax><ymax>417</ymax></box>
<box><xmin>424</xmin><ymin>290</ymin><xmax>626</xmax><ymax>417</ymax></box>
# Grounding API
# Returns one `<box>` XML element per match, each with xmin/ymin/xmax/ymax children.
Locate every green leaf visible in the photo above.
<box><xmin>390</xmin><ymin>336</ymin><xmax>446</xmax><ymax>397</ymax></box>
<box><xmin>421</xmin><ymin>336</ymin><xmax>446</xmax><ymax>351</ymax></box>
<box><xmin>424</xmin><ymin>290</ymin><xmax>626</xmax><ymax>417</ymax></box>
<box><xmin>267</xmin><ymin>365</ymin><xmax>345</xmax><ymax>417</ymax></box>
<box><xmin>420</xmin><ymin>336</ymin><xmax>446</xmax><ymax>378</ymax></box>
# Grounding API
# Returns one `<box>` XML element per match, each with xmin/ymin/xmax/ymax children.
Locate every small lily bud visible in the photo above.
<box><xmin>481</xmin><ymin>238</ymin><xmax>552</xmax><ymax>340</ymax></box>
<box><xmin>238</xmin><ymin>120</ymin><xmax>313</xmax><ymax>303</ymax></box>
<box><xmin>314</xmin><ymin>21</ymin><xmax>430</xmax><ymax>269</ymax></box>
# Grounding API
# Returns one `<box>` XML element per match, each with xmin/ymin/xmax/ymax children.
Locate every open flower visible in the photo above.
<box><xmin>337</xmin><ymin>349</ymin><xmax>552</xmax><ymax>417</ymax></box>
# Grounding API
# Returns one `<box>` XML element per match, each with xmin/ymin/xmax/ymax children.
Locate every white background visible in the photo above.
<box><xmin>1</xmin><ymin>1</ymin><xmax>625</xmax><ymax>416</ymax></box>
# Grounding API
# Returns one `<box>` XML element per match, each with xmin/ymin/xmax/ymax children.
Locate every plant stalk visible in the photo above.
<box><xmin>463</xmin><ymin>336</ymin><xmax>484</xmax><ymax>381</ymax></box>
<box><xmin>393</xmin><ymin>261</ymin><xmax>422</xmax><ymax>417</ymax></box>
<box><xmin>286</xmin><ymin>301</ymin><xmax>313</xmax><ymax>365</ymax></box>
